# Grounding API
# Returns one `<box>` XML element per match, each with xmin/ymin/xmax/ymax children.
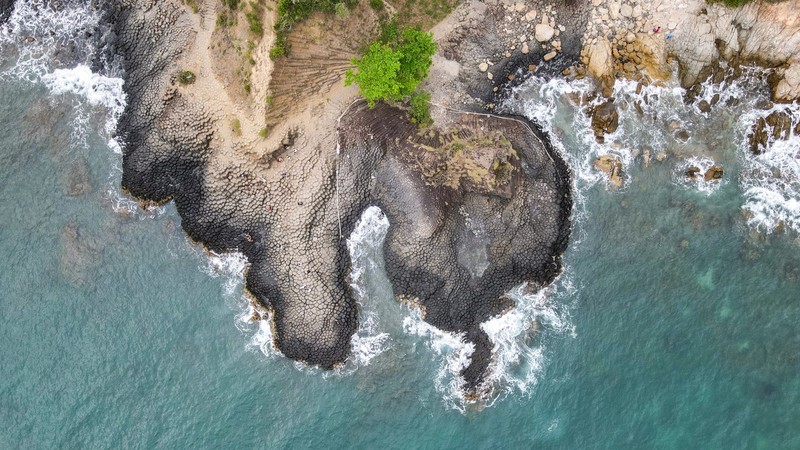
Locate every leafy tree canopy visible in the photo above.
<box><xmin>344</xmin><ymin>42</ymin><xmax>402</xmax><ymax>107</ymax></box>
<box><xmin>345</xmin><ymin>22</ymin><xmax>437</xmax><ymax>107</ymax></box>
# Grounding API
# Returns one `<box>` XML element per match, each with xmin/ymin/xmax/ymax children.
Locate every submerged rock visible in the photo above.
<box><xmin>594</xmin><ymin>154</ymin><xmax>624</xmax><ymax>188</ymax></box>
<box><xmin>704</xmin><ymin>165</ymin><xmax>724</xmax><ymax>181</ymax></box>
<box><xmin>65</xmin><ymin>157</ymin><xmax>92</xmax><ymax>197</ymax></box>
<box><xmin>685</xmin><ymin>166</ymin><xmax>701</xmax><ymax>178</ymax></box>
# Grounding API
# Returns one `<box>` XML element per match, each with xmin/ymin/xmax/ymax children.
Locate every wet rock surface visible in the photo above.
<box><xmin>590</xmin><ymin>100</ymin><xmax>619</xmax><ymax>141</ymax></box>
<box><xmin>110</xmin><ymin>0</ymin><xmax>572</xmax><ymax>393</ymax></box>
<box><xmin>340</xmin><ymin>103</ymin><xmax>571</xmax><ymax>389</ymax></box>
<box><xmin>0</xmin><ymin>0</ymin><xmax>13</xmax><ymax>23</ymax></box>
<box><xmin>748</xmin><ymin>110</ymin><xmax>797</xmax><ymax>155</ymax></box>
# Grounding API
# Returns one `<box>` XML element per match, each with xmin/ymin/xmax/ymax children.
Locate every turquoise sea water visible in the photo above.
<box><xmin>2</xmin><ymin>3</ymin><xmax>800</xmax><ymax>448</ymax></box>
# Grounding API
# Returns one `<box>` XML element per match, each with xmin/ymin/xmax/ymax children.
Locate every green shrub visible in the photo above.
<box><xmin>370</xmin><ymin>0</ymin><xmax>384</xmax><ymax>10</ymax></box>
<box><xmin>335</xmin><ymin>2</ymin><xmax>349</xmax><ymax>18</ymax></box>
<box><xmin>259</xmin><ymin>127</ymin><xmax>271</xmax><ymax>138</ymax></box>
<box><xmin>232</xmin><ymin>118</ymin><xmax>242</xmax><ymax>136</ymax></box>
<box><xmin>345</xmin><ymin>42</ymin><xmax>402</xmax><ymax>106</ymax></box>
<box><xmin>246</xmin><ymin>11</ymin><xmax>263</xmax><ymax>35</ymax></box>
<box><xmin>177</xmin><ymin>70</ymin><xmax>196</xmax><ymax>85</ymax></box>
<box><xmin>409</xmin><ymin>91</ymin><xmax>432</xmax><ymax>126</ymax></box>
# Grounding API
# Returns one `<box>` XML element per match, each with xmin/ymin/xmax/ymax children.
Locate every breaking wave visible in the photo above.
<box><xmin>510</xmin><ymin>66</ymin><xmax>800</xmax><ymax>235</ymax></box>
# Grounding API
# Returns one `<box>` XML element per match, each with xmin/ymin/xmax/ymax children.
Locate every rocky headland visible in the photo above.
<box><xmin>14</xmin><ymin>0</ymin><xmax>794</xmax><ymax>398</ymax></box>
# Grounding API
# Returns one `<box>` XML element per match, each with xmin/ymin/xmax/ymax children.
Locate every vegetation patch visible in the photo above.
<box><xmin>394</xmin><ymin>0</ymin><xmax>458</xmax><ymax>30</ymax></box>
<box><xmin>410</xmin><ymin>131</ymin><xmax>519</xmax><ymax>196</ymax></box>
<box><xmin>271</xmin><ymin>0</ymin><xmax>359</xmax><ymax>59</ymax></box>
<box><xmin>409</xmin><ymin>90</ymin><xmax>432</xmax><ymax>126</ymax></box>
<box><xmin>345</xmin><ymin>21</ymin><xmax>436</xmax><ymax>107</ymax></box>
<box><xmin>177</xmin><ymin>70</ymin><xmax>196</xmax><ymax>85</ymax></box>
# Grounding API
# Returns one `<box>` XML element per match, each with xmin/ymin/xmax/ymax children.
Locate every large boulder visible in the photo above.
<box><xmin>591</xmin><ymin>100</ymin><xmax>620</xmax><ymax>142</ymax></box>
<box><xmin>594</xmin><ymin>155</ymin><xmax>624</xmax><ymax>188</ymax></box>
<box><xmin>534</xmin><ymin>23</ymin><xmax>555</xmax><ymax>42</ymax></box>
<box><xmin>748</xmin><ymin>110</ymin><xmax>795</xmax><ymax>154</ymax></box>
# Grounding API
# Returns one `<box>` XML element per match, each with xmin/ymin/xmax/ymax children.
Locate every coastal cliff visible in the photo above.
<box><xmin>107</xmin><ymin>0</ymin><xmax>797</xmax><ymax>398</ymax></box>
<box><xmin>108</xmin><ymin>0</ymin><xmax>573</xmax><ymax>395</ymax></box>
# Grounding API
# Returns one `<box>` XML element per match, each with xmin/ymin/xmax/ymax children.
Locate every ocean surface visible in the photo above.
<box><xmin>1</xmin><ymin>2</ymin><xmax>799</xmax><ymax>448</ymax></box>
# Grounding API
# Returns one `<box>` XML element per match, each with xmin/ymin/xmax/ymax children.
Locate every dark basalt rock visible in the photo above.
<box><xmin>109</xmin><ymin>0</ymin><xmax>572</xmax><ymax>394</ymax></box>
<box><xmin>0</xmin><ymin>0</ymin><xmax>14</xmax><ymax>24</ymax></box>
<box><xmin>338</xmin><ymin>103</ymin><xmax>571</xmax><ymax>389</ymax></box>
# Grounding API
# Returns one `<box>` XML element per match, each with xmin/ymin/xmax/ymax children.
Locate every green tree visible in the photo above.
<box><xmin>345</xmin><ymin>25</ymin><xmax>436</xmax><ymax>108</ymax></box>
<box><xmin>344</xmin><ymin>42</ymin><xmax>403</xmax><ymax>107</ymax></box>
<box><xmin>396</xmin><ymin>28</ymin><xmax>437</xmax><ymax>96</ymax></box>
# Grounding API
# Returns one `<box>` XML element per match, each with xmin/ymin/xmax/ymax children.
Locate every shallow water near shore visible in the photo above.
<box><xmin>2</xmin><ymin>2</ymin><xmax>800</xmax><ymax>448</ymax></box>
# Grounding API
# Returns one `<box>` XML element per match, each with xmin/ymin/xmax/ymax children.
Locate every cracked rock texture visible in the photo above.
<box><xmin>339</xmin><ymin>103</ymin><xmax>571</xmax><ymax>388</ymax></box>
<box><xmin>109</xmin><ymin>0</ymin><xmax>572</xmax><ymax>393</ymax></box>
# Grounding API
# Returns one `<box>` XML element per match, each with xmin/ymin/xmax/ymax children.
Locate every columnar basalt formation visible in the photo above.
<box><xmin>109</xmin><ymin>0</ymin><xmax>573</xmax><ymax>394</ymax></box>
<box><xmin>338</xmin><ymin>103</ymin><xmax>571</xmax><ymax>388</ymax></box>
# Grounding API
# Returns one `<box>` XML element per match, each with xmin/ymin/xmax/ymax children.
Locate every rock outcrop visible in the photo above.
<box><xmin>654</xmin><ymin>0</ymin><xmax>800</xmax><ymax>102</ymax></box>
<box><xmin>590</xmin><ymin>100</ymin><xmax>620</xmax><ymax>141</ymax></box>
<box><xmin>0</xmin><ymin>0</ymin><xmax>13</xmax><ymax>23</ymax></box>
<box><xmin>109</xmin><ymin>0</ymin><xmax>573</xmax><ymax>396</ymax></box>
<box><xmin>339</xmin><ymin>104</ymin><xmax>571</xmax><ymax>389</ymax></box>
<box><xmin>749</xmin><ymin>110</ymin><xmax>799</xmax><ymax>154</ymax></box>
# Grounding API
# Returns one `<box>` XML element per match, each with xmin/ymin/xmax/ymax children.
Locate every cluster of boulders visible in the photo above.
<box><xmin>577</xmin><ymin>0</ymin><xmax>672</xmax><ymax>96</ymax></box>
<box><xmin>477</xmin><ymin>0</ymin><xmax>567</xmax><ymax>78</ymax></box>
<box><xmin>685</xmin><ymin>164</ymin><xmax>723</xmax><ymax>181</ymax></box>
<box><xmin>749</xmin><ymin>110</ymin><xmax>800</xmax><ymax>155</ymax></box>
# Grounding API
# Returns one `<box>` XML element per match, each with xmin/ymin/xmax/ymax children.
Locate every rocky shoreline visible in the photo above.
<box><xmin>17</xmin><ymin>0</ymin><xmax>794</xmax><ymax>398</ymax></box>
<box><xmin>100</xmin><ymin>0</ymin><xmax>576</xmax><ymax>396</ymax></box>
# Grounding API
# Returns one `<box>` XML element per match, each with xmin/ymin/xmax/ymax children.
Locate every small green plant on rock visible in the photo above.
<box><xmin>177</xmin><ymin>70</ymin><xmax>196</xmax><ymax>85</ymax></box>
<box><xmin>409</xmin><ymin>90</ymin><xmax>432</xmax><ymax>126</ymax></box>
<box><xmin>335</xmin><ymin>2</ymin><xmax>350</xmax><ymax>18</ymax></box>
<box><xmin>232</xmin><ymin>118</ymin><xmax>242</xmax><ymax>136</ymax></box>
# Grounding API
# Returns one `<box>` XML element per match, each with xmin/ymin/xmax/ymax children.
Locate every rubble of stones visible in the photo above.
<box><xmin>476</xmin><ymin>1</ymin><xmax>566</xmax><ymax>80</ymax></box>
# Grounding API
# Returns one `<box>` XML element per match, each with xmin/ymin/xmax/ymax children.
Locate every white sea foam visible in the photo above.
<box><xmin>512</xmin><ymin>67</ymin><xmax>800</xmax><ymax>235</ymax></box>
<box><xmin>340</xmin><ymin>206</ymin><xmax>392</xmax><ymax>372</ymax></box>
<box><xmin>402</xmin><ymin>308</ymin><xmax>476</xmax><ymax>413</ymax></box>
<box><xmin>399</xmin><ymin>271</ymin><xmax>576</xmax><ymax>412</ymax></box>
<box><xmin>0</xmin><ymin>0</ymin><xmax>105</xmax><ymax>81</ymax></box>
<box><xmin>41</xmin><ymin>65</ymin><xmax>126</xmax><ymax>135</ymax></box>
<box><xmin>480</xmin><ymin>278</ymin><xmax>576</xmax><ymax>407</ymax></box>
<box><xmin>2</xmin><ymin>0</ymin><xmax>128</xmax><ymax>189</ymax></box>
<box><xmin>201</xmin><ymin>251</ymin><xmax>248</xmax><ymax>297</ymax></box>
<box><xmin>738</xmin><ymin>103</ymin><xmax>800</xmax><ymax>233</ymax></box>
